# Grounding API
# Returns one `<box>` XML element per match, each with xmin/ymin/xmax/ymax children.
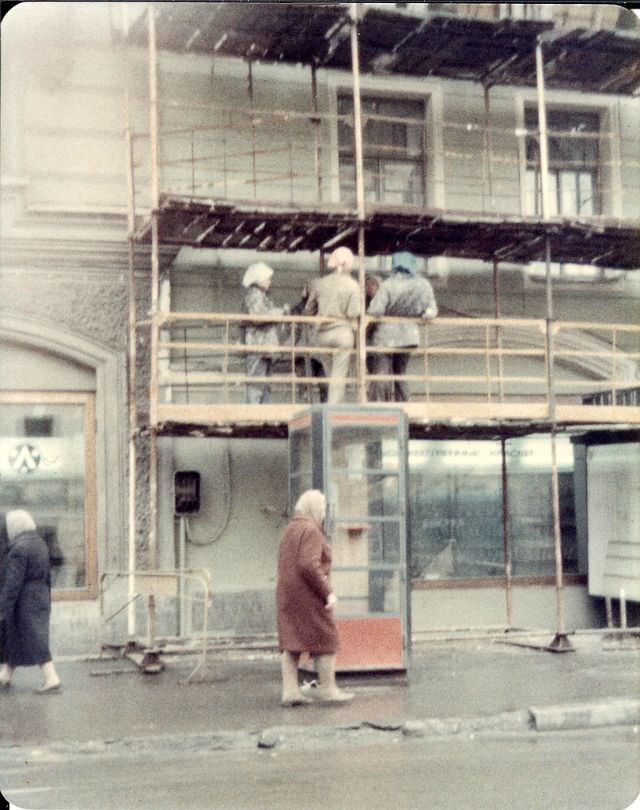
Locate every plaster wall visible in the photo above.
<box><xmin>411</xmin><ymin>584</ymin><xmax>601</xmax><ymax>634</ymax></box>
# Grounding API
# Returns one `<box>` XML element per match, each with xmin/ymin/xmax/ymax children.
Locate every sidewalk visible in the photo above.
<box><xmin>1</xmin><ymin>633</ymin><xmax>639</xmax><ymax>755</ymax></box>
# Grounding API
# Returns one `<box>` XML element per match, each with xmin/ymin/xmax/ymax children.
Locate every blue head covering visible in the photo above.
<box><xmin>391</xmin><ymin>251</ymin><xmax>417</xmax><ymax>276</ymax></box>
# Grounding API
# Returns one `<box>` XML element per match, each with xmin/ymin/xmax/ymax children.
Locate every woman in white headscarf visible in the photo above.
<box><xmin>241</xmin><ymin>262</ymin><xmax>286</xmax><ymax>404</ymax></box>
<box><xmin>305</xmin><ymin>247</ymin><xmax>360</xmax><ymax>404</ymax></box>
<box><xmin>276</xmin><ymin>489</ymin><xmax>353</xmax><ymax>706</ymax></box>
<box><xmin>0</xmin><ymin>510</ymin><xmax>61</xmax><ymax>692</ymax></box>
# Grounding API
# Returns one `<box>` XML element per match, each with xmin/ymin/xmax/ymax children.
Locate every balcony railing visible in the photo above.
<box><xmin>152</xmin><ymin>314</ymin><xmax>640</xmax><ymax>427</ymax></box>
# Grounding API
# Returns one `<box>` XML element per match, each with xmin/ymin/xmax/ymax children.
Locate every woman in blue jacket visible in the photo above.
<box><xmin>367</xmin><ymin>251</ymin><xmax>438</xmax><ymax>402</ymax></box>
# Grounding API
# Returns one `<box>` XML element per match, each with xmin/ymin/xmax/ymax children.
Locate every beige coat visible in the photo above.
<box><xmin>305</xmin><ymin>271</ymin><xmax>360</xmax><ymax>338</ymax></box>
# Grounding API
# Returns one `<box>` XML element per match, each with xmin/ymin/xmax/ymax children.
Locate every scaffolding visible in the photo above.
<box><xmin>122</xmin><ymin>3</ymin><xmax>640</xmax><ymax>651</ymax></box>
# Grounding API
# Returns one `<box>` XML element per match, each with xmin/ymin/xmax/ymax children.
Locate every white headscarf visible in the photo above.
<box><xmin>294</xmin><ymin>489</ymin><xmax>326</xmax><ymax>526</ymax></box>
<box><xmin>6</xmin><ymin>509</ymin><xmax>37</xmax><ymax>543</ymax></box>
<box><xmin>242</xmin><ymin>262</ymin><xmax>274</xmax><ymax>289</ymax></box>
<box><xmin>327</xmin><ymin>246</ymin><xmax>354</xmax><ymax>273</ymax></box>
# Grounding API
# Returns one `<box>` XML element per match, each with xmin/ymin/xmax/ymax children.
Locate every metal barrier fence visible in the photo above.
<box><xmin>99</xmin><ymin>569</ymin><xmax>213</xmax><ymax>681</ymax></box>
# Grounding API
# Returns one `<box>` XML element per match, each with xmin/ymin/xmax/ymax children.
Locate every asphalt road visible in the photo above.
<box><xmin>2</xmin><ymin>727</ymin><xmax>639</xmax><ymax>810</ymax></box>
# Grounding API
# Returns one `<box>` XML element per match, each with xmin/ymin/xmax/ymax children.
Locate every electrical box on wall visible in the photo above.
<box><xmin>174</xmin><ymin>471</ymin><xmax>201</xmax><ymax>515</ymax></box>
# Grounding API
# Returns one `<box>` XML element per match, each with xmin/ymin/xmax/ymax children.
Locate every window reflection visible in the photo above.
<box><xmin>0</xmin><ymin>401</ymin><xmax>90</xmax><ymax>592</ymax></box>
<box><xmin>409</xmin><ymin>437</ymin><xmax>578</xmax><ymax>581</ymax></box>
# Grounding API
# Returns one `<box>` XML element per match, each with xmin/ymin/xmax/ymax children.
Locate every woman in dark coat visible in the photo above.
<box><xmin>276</xmin><ymin>489</ymin><xmax>353</xmax><ymax>705</ymax></box>
<box><xmin>0</xmin><ymin>513</ymin><xmax>8</xmax><ymax>665</ymax></box>
<box><xmin>0</xmin><ymin>510</ymin><xmax>61</xmax><ymax>692</ymax></box>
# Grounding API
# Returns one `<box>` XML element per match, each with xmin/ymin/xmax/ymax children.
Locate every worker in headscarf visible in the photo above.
<box><xmin>305</xmin><ymin>247</ymin><xmax>360</xmax><ymax>404</ymax></box>
<box><xmin>240</xmin><ymin>262</ymin><xmax>287</xmax><ymax>404</ymax></box>
<box><xmin>367</xmin><ymin>251</ymin><xmax>438</xmax><ymax>402</ymax></box>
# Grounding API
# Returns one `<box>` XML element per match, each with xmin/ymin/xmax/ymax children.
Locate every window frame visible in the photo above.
<box><xmin>516</xmin><ymin>103</ymin><xmax>614</xmax><ymax>218</ymax></box>
<box><xmin>0</xmin><ymin>390</ymin><xmax>97</xmax><ymax>600</ymax></box>
<box><xmin>522</xmin><ymin>104</ymin><xmax>603</xmax><ymax>218</ymax></box>
<box><xmin>336</xmin><ymin>92</ymin><xmax>428</xmax><ymax>208</ymax></box>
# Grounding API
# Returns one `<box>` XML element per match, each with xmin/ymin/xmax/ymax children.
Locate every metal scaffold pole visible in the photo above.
<box><xmin>122</xmin><ymin>4</ymin><xmax>138</xmax><ymax>641</ymax></box>
<box><xmin>536</xmin><ymin>36</ymin><xmax>573</xmax><ymax>653</ymax></box>
<box><xmin>492</xmin><ymin>258</ymin><xmax>513</xmax><ymax>628</ymax></box>
<box><xmin>146</xmin><ymin>2</ymin><xmax>160</xmax><ymax>663</ymax></box>
<box><xmin>350</xmin><ymin>3</ymin><xmax>367</xmax><ymax>404</ymax></box>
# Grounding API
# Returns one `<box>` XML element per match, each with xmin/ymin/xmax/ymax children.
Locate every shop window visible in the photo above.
<box><xmin>524</xmin><ymin>108</ymin><xmax>600</xmax><ymax>217</ymax></box>
<box><xmin>0</xmin><ymin>393</ymin><xmax>96</xmax><ymax>598</ymax></box>
<box><xmin>338</xmin><ymin>94</ymin><xmax>426</xmax><ymax>206</ymax></box>
<box><xmin>409</xmin><ymin>436</ymin><xmax>579</xmax><ymax>582</ymax></box>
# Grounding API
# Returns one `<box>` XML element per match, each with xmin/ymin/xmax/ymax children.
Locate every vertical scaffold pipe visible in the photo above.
<box><xmin>350</xmin><ymin>3</ymin><xmax>367</xmax><ymax>403</ymax></box>
<box><xmin>147</xmin><ymin>4</ymin><xmax>160</xmax><ymax>651</ymax></box>
<box><xmin>536</xmin><ymin>36</ymin><xmax>572</xmax><ymax>653</ymax></box>
<box><xmin>311</xmin><ymin>64</ymin><xmax>322</xmax><ymax>202</ymax></box>
<box><xmin>123</xmin><ymin>2</ymin><xmax>138</xmax><ymax>639</ymax></box>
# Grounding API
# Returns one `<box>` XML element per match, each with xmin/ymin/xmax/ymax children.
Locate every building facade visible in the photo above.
<box><xmin>1</xmin><ymin>3</ymin><xmax>639</xmax><ymax>655</ymax></box>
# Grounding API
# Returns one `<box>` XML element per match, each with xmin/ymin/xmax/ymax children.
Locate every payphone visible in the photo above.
<box><xmin>289</xmin><ymin>406</ymin><xmax>409</xmax><ymax>672</ymax></box>
<box><xmin>174</xmin><ymin>470</ymin><xmax>201</xmax><ymax>515</ymax></box>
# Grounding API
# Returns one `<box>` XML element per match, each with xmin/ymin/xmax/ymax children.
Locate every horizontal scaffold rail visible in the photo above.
<box><xmin>149</xmin><ymin>313</ymin><xmax>640</xmax><ymax>432</ymax></box>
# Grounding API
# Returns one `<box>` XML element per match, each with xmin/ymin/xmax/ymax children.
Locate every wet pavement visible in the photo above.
<box><xmin>1</xmin><ymin>632</ymin><xmax>639</xmax><ymax>751</ymax></box>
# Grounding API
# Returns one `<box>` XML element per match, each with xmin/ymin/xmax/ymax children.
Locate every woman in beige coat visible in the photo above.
<box><xmin>305</xmin><ymin>247</ymin><xmax>360</xmax><ymax>404</ymax></box>
<box><xmin>276</xmin><ymin>490</ymin><xmax>353</xmax><ymax>706</ymax></box>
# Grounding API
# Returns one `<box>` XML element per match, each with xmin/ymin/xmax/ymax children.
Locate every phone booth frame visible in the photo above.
<box><xmin>289</xmin><ymin>406</ymin><xmax>410</xmax><ymax>672</ymax></box>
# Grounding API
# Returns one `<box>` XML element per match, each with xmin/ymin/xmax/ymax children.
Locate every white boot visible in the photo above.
<box><xmin>280</xmin><ymin>652</ymin><xmax>311</xmax><ymax>707</ymax></box>
<box><xmin>314</xmin><ymin>654</ymin><xmax>354</xmax><ymax>703</ymax></box>
<box><xmin>38</xmin><ymin>660</ymin><xmax>61</xmax><ymax>693</ymax></box>
<box><xmin>0</xmin><ymin>664</ymin><xmax>13</xmax><ymax>688</ymax></box>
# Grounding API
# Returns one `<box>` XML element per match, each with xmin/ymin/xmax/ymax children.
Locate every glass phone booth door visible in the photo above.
<box><xmin>289</xmin><ymin>406</ymin><xmax>409</xmax><ymax>672</ymax></box>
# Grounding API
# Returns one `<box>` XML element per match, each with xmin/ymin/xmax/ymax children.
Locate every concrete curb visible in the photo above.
<box><xmin>529</xmin><ymin>699</ymin><xmax>640</xmax><ymax>732</ymax></box>
<box><xmin>0</xmin><ymin>699</ymin><xmax>637</xmax><ymax>762</ymax></box>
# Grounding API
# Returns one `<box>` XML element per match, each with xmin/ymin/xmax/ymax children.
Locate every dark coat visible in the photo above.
<box><xmin>276</xmin><ymin>514</ymin><xmax>339</xmax><ymax>655</ymax></box>
<box><xmin>0</xmin><ymin>514</ymin><xmax>7</xmax><ymax>663</ymax></box>
<box><xmin>0</xmin><ymin>530</ymin><xmax>52</xmax><ymax>667</ymax></box>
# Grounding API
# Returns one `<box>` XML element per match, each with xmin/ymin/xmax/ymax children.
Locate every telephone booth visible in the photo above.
<box><xmin>289</xmin><ymin>406</ymin><xmax>410</xmax><ymax>672</ymax></box>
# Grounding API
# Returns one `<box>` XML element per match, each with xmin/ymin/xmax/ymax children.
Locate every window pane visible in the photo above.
<box><xmin>559</xmin><ymin>170</ymin><xmax>578</xmax><ymax>216</ymax></box>
<box><xmin>578</xmin><ymin>171</ymin><xmax>595</xmax><ymax>215</ymax></box>
<box><xmin>0</xmin><ymin>401</ymin><xmax>89</xmax><ymax>591</ymax></box>
<box><xmin>367</xmin><ymin>521</ymin><xmax>401</xmax><ymax>565</ymax></box>
<box><xmin>290</xmin><ymin>428</ymin><xmax>312</xmax><ymax>473</ymax></box>
<box><xmin>380</xmin><ymin>160</ymin><xmax>424</xmax><ymax>205</ymax></box>
<box><xmin>525</xmin><ymin>107</ymin><xmax>599</xmax><ymax>216</ymax></box>
<box><xmin>409</xmin><ymin>441</ymin><xmax>503</xmax><ymax>580</ymax></box>
<box><xmin>409</xmin><ymin>437</ymin><xmax>579</xmax><ymax>581</ymax></box>
<box><xmin>525</xmin><ymin>168</ymin><xmax>539</xmax><ymax>215</ymax></box>
<box><xmin>506</xmin><ymin>435</ymin><xmax>577</xmax><ymax>576</ymax></box>
<box><xmin>338</xmin><ymin>93</ymin><xmax>425</xmax><ymax>206</ymax></box>
<box><xmin>548</xmin><ymin>171</ymin><xmax>559</xmax><ymax>215</ymax></box>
